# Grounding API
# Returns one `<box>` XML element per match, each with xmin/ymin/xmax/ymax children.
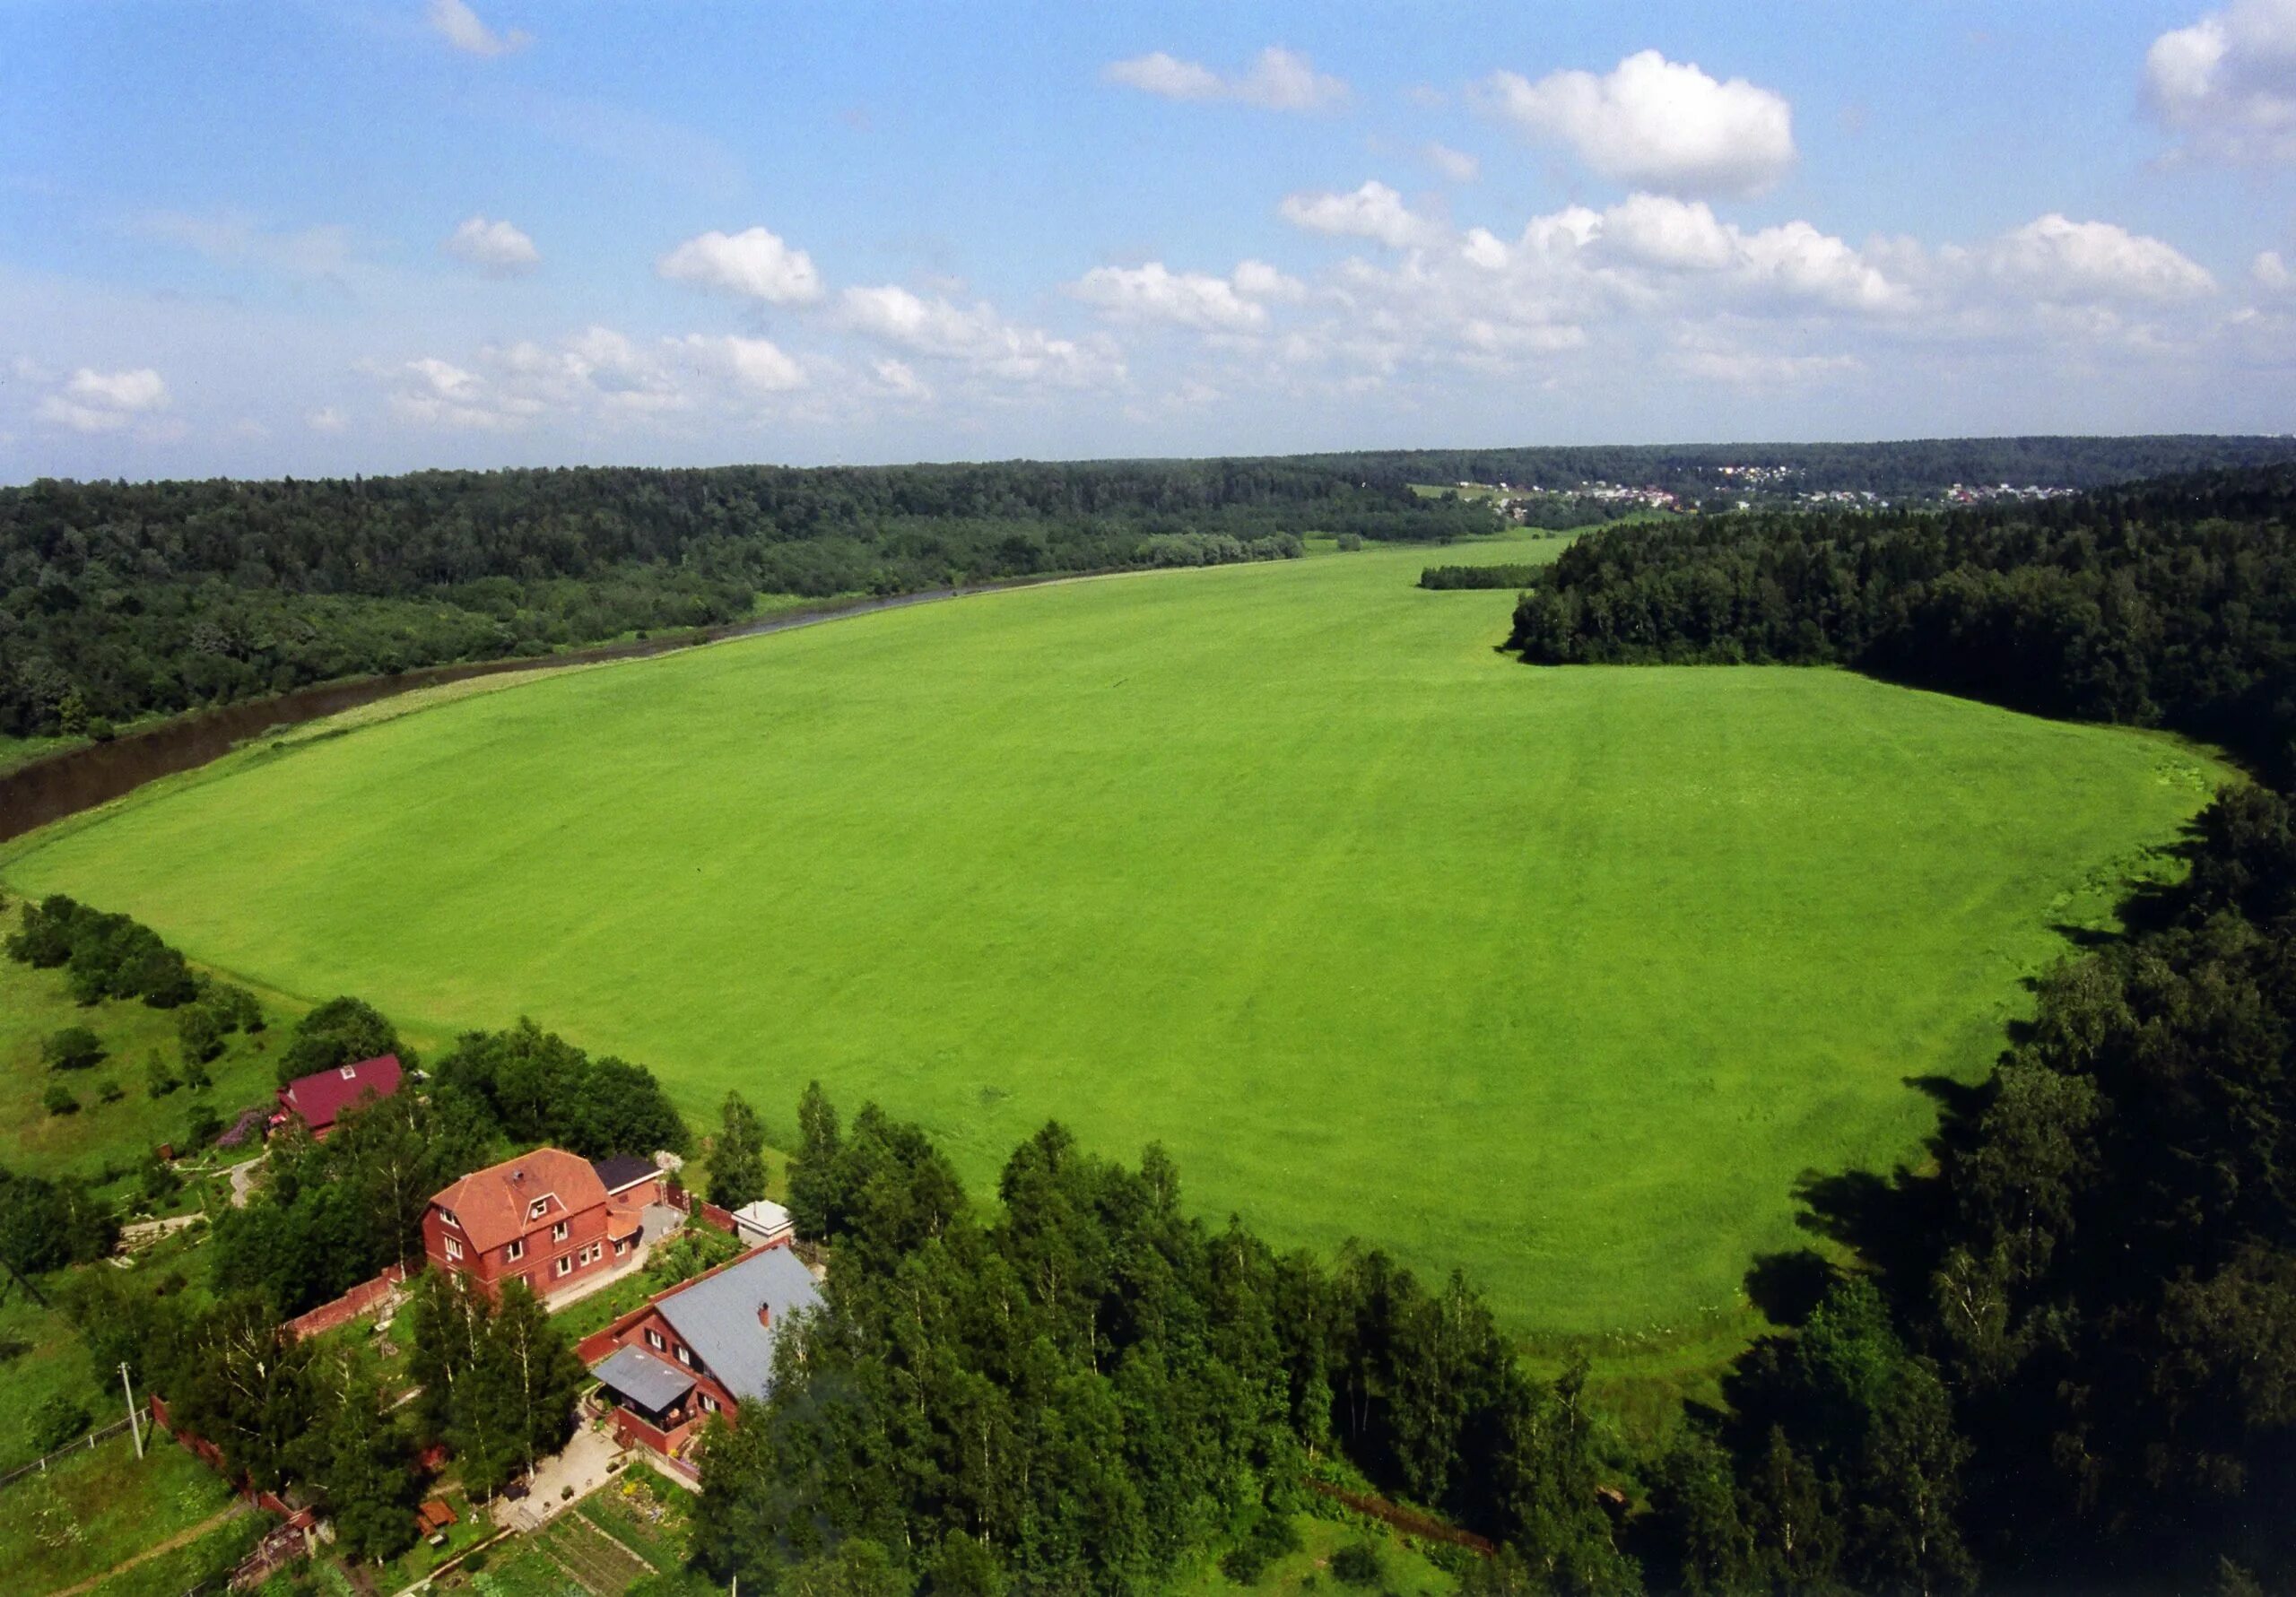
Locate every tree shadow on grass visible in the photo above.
<box><xmin>1744</xmin><ymin>1249</ymin><xmax>1838</xmax><ymax>1328</ymax></box>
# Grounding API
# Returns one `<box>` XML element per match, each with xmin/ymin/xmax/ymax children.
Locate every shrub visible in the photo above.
<box><xmin>185</xmin><ymin>1100</ymin><xmax>223</xmax><ymax>1148</ymax></box>
<box><xmin>279</xmin><ymin>995</ymin><xmax>401</xmax><ymax>1087</ymax></box>
<box><xmin>43</xmin><ymin>1083</ymin><xmax>80</xmax><ymax>1116</ymax></box>
<box><xmin>208</xmin><ymin>984</ymin><xmax>265</xmax><ymax>1034</ymax></box>
<box><xmin>99</xmin><ymin>1080</ymin><xmax>125</xmax><ymax>1105</ymax></box>
<box><xmin>146</xmin><ymin>1053</ymin><xmax>181</xmax><ymax>1099</ymax></box>
<box><xmin>178</xmin><ymin>1005</ymin><xmax>224</xmax><ymax>1065</ymax></box>
<box><xmin>184</xmin><ymin>1054</ymin><xmax>213</xmax><ymax>1091</ymax></box>
<box><xmin>1330</xmin><ymin>1540</ymin><xmax>1384</xmax><ymax>1587</ymax></box>
<box><xmin>42</xmin><ymin>1026</ymin><xmax>104</xmax><ymax>1072</ymax></box>
<box><xmin>1220</xmin><ymin>1512</ymin><xmax>1304</xmax><ymax>1583</ymax></box>
<box><xmin>27</xmin><ymin>1394</ymin><xmax>91</xmax><ymax>1454</ymax></box>
<box><xmin>1336</xmin><ymin>533</ymin><xmax>1365</xmax><ymax>551</ymax></box>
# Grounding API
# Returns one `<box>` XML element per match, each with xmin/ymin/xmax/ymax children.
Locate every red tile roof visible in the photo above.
<box><xmin>429</xmin><ymin>1148</ymin><xmax>609</xmax><ymax>1254</ymax></box>
<box><xmin>277</xmin><ymin>1055</ymin><xmax>403</xmax><ymax>1133</ymax></box>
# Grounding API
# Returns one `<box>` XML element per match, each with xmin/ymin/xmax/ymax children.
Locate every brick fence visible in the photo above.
<box><xmin>283</xmin><ymin>1263</ymin><xmax>409</xmax><ymax>1341</ymax></box>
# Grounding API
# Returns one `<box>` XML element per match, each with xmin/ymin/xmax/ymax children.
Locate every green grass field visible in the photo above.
<box><xmin>0</xmin><ymin>538</ymin><xmax>2226</xmax><ymax>1340</ymax></box>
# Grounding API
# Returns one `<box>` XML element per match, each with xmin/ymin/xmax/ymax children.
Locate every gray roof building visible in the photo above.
<box><xmin>651</xmin><ymin>1244</ymin><xmax>823</xmax><ymax>1402</ymax></box>
<box><xmin>592</xmin><ymin>1344</ymin><xmax>695</xmax><ymax>1414</ymax></box>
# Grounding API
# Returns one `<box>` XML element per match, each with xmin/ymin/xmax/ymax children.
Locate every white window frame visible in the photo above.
<box><xmin>552</xmin><ymin>1219</ymin><xmax>570</xmax><ymax>1243</ymax></box>
<box><xmin>646</xmin><ymin>1328</ymin><xmax>665</xmax><ymax>1351</ymax></box>
<box><xmin>675</xmin><ymin>1344</ymin><xmax>691</xmax><ymax>1367</ymax></box>
<box><xmin>554</xmin><ymin>1254</ymin><xmax>574</xmax><ymax>1278</ymax></box>
<box><xmin>701</xmin><ymin>1394</ymin><xmax>718</xmax><ymax>1413</ymax></box>
<box><xmin>444</xmin><ymin>1237</ymin><xmax>463</xmax><ymax>1263</ymax></box>
<box><xmin>504</xmin><ymin>1238</ymin><xmax>525</xmax><ymax>1262</ymax></box>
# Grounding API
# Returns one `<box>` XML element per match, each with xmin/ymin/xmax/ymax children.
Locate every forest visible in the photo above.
<box><xmin>693</xmin><ymin>1090</ymin><xmax>1635</xmax><ymax>1595</ymax></box>
<box><xmin>6</xmin><ymin>437</ymin><xmax>2289</xmax><ymax>744</ymax></box>
<box><xmin>1506</xmin><ymin>462</ymin><xmax>2296</xmax><ymax>1591</ymax></box>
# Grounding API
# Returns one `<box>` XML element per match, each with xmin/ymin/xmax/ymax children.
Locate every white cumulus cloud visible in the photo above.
<box><xmin>1480</xmin><ymin>49</ymin><xmax>1797</xmax><ymax>197</ymax></box>
<box><xmin>442</xmin><ymin>216</ymin><xmax>539</xmax><ymax>274</ymax></box>
<box><xmin>37</xmin><ymin>368</ymin><xmax>170</xmax><ymax>433</ymax></box>
<box><xmin>429</xmin><ymin>0</ymin><xmax>530</xmax><ymax>57</ymax></box>
<box><xmin>306</xmin><ymin>406</ymin><xmax>349</xmax><ymax>434</ymax></box>
<box><xmin>1279</xmin><ymin>180</ymin><xmax>1444</xmax><ymax>249</ymax></box>
<box><xmin>1423</xmin><ymin>142</ymin><xmax>1481</xmax><ymax>183</ymax></box>
<box><xmin>671</xmin><ymin>334</ymin><xmax>808</xmax><ymax>395</ymax></box>
<box><xmin>1982</xmin><ymin>213</ymin><xmax>2218</xmax><ymax>301</ymax></box>
<box><xmin>1104</xmin><ymin>46</ymin><xmax>1347</xmax><ymax>110</ymax></box>
<box><xmin>1068</xmin><ymin>260</ymin><xmax>1303</xmax><ymax>331</ymax></box>
<box><xmin>2145</xmin><ymin>0</ymin><xmax>2296</xmax><ymax>162</ymax></box>
<box><xmin>656</xmin><ymin>227</ymin><xmax>823</xmax><ymax>305</ymax></box>
<box><xmin>2257</xmin><ymin>247</ymin><xmax>2295</xmax><ymax>289</ymax></box>
<box><xmin>839</xmin><ymin>285</ymin><xmax>1120</xmax><ymax>386</ymax></box>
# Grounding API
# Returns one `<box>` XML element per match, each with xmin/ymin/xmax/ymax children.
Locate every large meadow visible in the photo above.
<box><xmin>0</xmin><ymin>534</ymin><xmax>2224</xmax><ymax>1341</ymax></box>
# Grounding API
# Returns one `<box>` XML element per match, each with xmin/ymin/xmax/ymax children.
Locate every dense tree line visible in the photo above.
<box><xmin>1509</xmin><ymin>464</ymin><xmax>2296</xmax><ymax>785</ymax></box>
<box><xmin>13</xmin><ymin>440</ymin><xmax>2278</xmax><ymax>742</ymax></box>
<box><xmin>692</xmin><ymin>1093</ymin><xmax>1632</xmax><ymax>1594</ymax></box>
<box><xmin>7</xmin><ymin>891</ymin><xmax>200</xmax><ymax>1007</ymax></box>
<box><xmin>1422</xmin><ymin>564</ymin><xmax>1548</xmax><ymax>591</ymax></box>
<box><xmin>0</xmin><ymin>461</ymin><xmax>1453</xmax><ymax>739</ymax></box>
<box><xmin>1514</xmin><ymin>464</ymin><xmax>2296</xmax><ymax>1589</ymax></box>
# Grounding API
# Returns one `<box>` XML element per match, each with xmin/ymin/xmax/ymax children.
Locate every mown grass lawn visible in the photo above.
<box><xmin>0</xmin><ymin>537</ymin><xmax>2229</xmax><ymax>1343</ymax></box>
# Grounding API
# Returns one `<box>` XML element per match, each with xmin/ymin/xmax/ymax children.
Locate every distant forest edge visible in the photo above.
<box><xmin>4</xmin><ymin>434</ymin><xmax>2292</xmax><ymax>744</ymax></box>
<box><xmin>1509</xmin><ymin>461</ymin><xmax>2296</xmax><ymax>785</ymax></box>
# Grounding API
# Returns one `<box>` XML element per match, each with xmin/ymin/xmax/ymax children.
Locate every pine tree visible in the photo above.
<box><xmin>786</xmin><ymin>1080</ymin><xmax>841</xmax><ymax>1240</ymax></box>
<box><xmin>709</xmin><ymin>1090</ymin><xmax>770</xmax><ymax>1210</ymax></box>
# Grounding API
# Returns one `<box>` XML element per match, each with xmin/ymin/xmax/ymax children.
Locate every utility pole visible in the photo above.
<box><xmin>120</xmin><ymin>1363</ymin><xmax>144</xmax><ymax>1459</ymax></box>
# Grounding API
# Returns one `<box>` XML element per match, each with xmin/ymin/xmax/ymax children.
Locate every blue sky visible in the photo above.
<box><xmin>2</xmin><ymin>0</ymin><xmax>2292</xmax><ymax>481</ymax></box>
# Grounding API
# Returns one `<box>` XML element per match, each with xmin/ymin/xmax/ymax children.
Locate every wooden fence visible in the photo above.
<box><xmin>0</xmin><ymin>1414</ymin><xmax>137</xmax><ymax>1491</ymax></box>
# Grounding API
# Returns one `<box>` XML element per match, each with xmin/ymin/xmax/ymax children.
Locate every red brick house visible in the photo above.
<box><xmin>422</xmin><ymin>1148</ymin><xmax>646</xmax><ymax>1302</ymax></box>
<box><xmin>582</xmin><ymin>1244</ymin><xmax>822</xmax><ymax>1475</ymax></box>
<box><xmin>272</xmin><ymin>1054</ymin><xmax>403</xmax><ymax>1140</ymax></box>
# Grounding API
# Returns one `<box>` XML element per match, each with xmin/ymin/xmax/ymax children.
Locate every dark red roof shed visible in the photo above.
<box><xmin>276</xmin><ymin>1054</ymin><xmax>404</xmax><ymax>1135</ymax></box>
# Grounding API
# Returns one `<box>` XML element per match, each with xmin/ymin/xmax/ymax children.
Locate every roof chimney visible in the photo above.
<box><xmin>757</xmin><ymin>1304</ymin><xmax>771</xmax><ymax>1330</ymax></box>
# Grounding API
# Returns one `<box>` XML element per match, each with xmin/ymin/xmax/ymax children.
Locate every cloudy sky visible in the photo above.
<box><xmin>4</xmin><ymin>0</ymin><xmax>2294</xmax><ymax>482</ymax></box>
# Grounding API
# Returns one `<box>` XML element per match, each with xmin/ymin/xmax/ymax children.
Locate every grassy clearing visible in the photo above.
<box><xmin>84</xmin><ymin>1509</ymin><xmax>266</xmax><ymax>1597</ymax></box>
<box><xmin>0</xmin><ymin>952</ymin><xmax>279</xmax><ymax>1187</ymax></box>
<box><xmin>4</xmin><ymin>1430</ymin><xmax>238</xmax><ymax>1596</ymax></box>
<box><xmin>0</xmin><ymin>1287</ymin><xmax>115</xmax><ymax>1472</ymax></box>
<box><xmin>0</xmin><ymin>537</ymin><xmax>2227</xmax><ymax>1345</ymax></box>
<box><xmin>1175</xmin><ymin>1515</ymin><xmax>1458</xmax><ymax>1593</ymax></box>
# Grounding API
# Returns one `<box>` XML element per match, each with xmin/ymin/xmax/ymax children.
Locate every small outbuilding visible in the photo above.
<box><xmin>731</xmin><ymin>1198</ymin><xmax>795</xmax><ymax>1248</ymax></box>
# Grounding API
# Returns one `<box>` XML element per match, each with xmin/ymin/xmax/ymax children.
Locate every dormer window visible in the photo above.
<box><xmin>528</xmin><ymin>1199</ymin><xmax>549</xmax><ymax>1220</ymax></box>
<box><xmin>440</xmin><ymin>1210</ymin><xmax>460</xmax><ymax>1229</ymax></box>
